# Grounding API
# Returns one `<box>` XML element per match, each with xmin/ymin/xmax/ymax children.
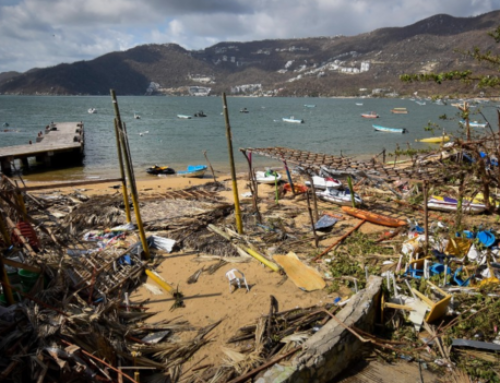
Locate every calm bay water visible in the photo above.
<box><xmin>0</xmin><ymin>95</ymin><xmax>497</xmax><ymax>181</ymax></box>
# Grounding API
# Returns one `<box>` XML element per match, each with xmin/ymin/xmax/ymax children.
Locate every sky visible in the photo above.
<box><xmin>0</xmin><ymin>0</ymin><xmax>499</xmax><ymax>73</ymax></box>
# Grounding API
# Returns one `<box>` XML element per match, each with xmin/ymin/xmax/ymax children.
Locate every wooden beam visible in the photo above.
<box><xmin>19</xmin><ymin>177</ymin><xmax>123</xmax><ymax>191</ymax></box>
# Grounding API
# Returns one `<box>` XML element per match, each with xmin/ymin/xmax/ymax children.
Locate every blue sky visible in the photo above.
<box><xmin>0</xmin><ymin>0</ymin><xmax>499</xmax><ymax>73</ymax></box>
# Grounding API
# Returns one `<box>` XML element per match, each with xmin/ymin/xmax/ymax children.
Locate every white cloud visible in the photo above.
<box><xmin>0</xmin><ymin>0</ymin><xmax>499</xmax><ymax>72</ymax></box>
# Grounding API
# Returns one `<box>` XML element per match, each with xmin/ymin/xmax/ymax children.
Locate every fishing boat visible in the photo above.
<box><xmin>304</xmin><ymin>176</ymin><xmax>342</xmax><ymax>189</ymax></box>
<box><xmin>255</xmin><ymin>170</ymin><xmax>282</xmax><ymax>184</ymax></box>
<box><xmin>341</xmin><ymin>206</ymin><xmax>407</xmax><ymax>227</ymax></box>
<box><xmin>283</xmin><ymin>183</ymin><xmax>308</xmax><ymax>194</ymax></box>
<box><xmin>361</xmin><ymin>111</ymin><xmax>379</xmax><ymax>119</ymax></box>
<box><xmin>240</xmin><ymin>108</ymin><xmax>249</xmax><ymax>113</ymax></box>
<box><xmin>88</xmin><ymin>108</ymin><xmax>97</xmax><ymax>114</ymax></box>
<box><xmin>391</xmin><ymin>108</ymin><xmax>408</xmax><ymax>114</ymax></box>
<box><xmin>194</xmin><ymin>110</ymin><xmax>207</xmax><ymax>117</ymax></box>
<box><xmin>177</xmin><ymin>165</ymin><xmax>207</xmax><ymax>178</ymax></box>
<box><xmin>373</xmin><ymin>124</ymin><xmax>407</xmax><ymax>134</ymax></box>
<box><xmin>416</xmin><ymin>135</ymin><xmax>450</xmax><ymax>143</ymax></box>
<box><xmin>427</xmin><ymin>195</ymin><xmax>486</xmax><ymax>214</ymax></box>
<box><xmin>316</xmin><ymin>187</ymin><xmax>363</xmax><ymax>206</ymax></box>
<box><xmin>282</xmin><ymin>116</ymin><xmax>304</xmax><ymax>124</ymax></box>
<box><xmin>146</xmin><ymin>165</ymin><xmax>175</xmax><ymax>175</ymax></box>
<box><xmin>304</xmin><ymin>104</ymin><xmax>316</xmax><ymax>108</ymax></box>
<box><xmin>177</xmin><ymin>114</ymin><xmax>192</xmax><ymax>119</ymax></box>
<box><xmin>459</xmin><ymin>120</ymin><xmax>489</xmax><ymax>128</ymax></box>
<box><xmin>356</xmin><ymin>102</ymin><xmax>364</xmax><ymax>106</ymax></box>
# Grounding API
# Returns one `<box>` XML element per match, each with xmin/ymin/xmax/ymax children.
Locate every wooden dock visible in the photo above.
<box><xmin>0</xmin><ymin>122</ymin><xmax>84</xmax><ymax>175</ymax></box>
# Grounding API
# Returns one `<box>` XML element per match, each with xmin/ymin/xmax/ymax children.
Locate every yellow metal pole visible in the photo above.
<box><xmin>110</xmin><ymin>90</ymin><xmax>150</xmax><ymax>260</ymax></box>
<box><xmin>114</xmin><ymin>119</ymin><xmax>131</xmax><ymax>223</ymax></box>
<box><xmin>145</xmin><ymin>268</ymin><xmax>175</xmax><ymax>294</ymax></box>
<box><xmin>222</xmin><ymin>93</ymin><xmax>243</xmax><ymax>234</ymax></box>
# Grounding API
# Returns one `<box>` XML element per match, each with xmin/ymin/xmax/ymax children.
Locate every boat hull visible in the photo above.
<box><xmin>177</xmin><ymin>165</ymin><xmax>207</xmax><ymax>178</ymax></box>
<box><xmin>316</xmin><ymin>189</ymin><xmax>363</xmax><ymax>206</ymax></box>
<box><xmin>373</xmin><ymin>125</ymin><xmax>406</xmax><ymax>134</ymax></box>
<box><xmin>255</xmin><ymin>171</ymin><xmax>282</xmax><ymax>184</ymax></box>
<box><xmin>416</xmin><ymin>136</ymin><xmax>450</xmax><ymax>143</ymax></box>
<box><xmin>304</xmin><ymin>176</ymin><xmax>341</xmax><ymax>189</ymax></box>
<box><xmin>282</xmin><ymin>118</ymin><xmax>304</xmax><ymax>123</ymax></box>
<box><xmin>341</xmin><ymin>206</ymin><xmax>407</xmax><ymax>227</ymax></box>
<box><xmin>427</xmin><ymin>196</ymin><xmax>486</xmax><ymax>214</ymax></box>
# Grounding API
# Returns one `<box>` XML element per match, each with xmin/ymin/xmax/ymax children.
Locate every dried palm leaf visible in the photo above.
<box><xmin>280</xmin><ymin>332</ymin><xmax>310</xmax><ymax>345</ymax></box>
<box><xmin>187</xmin><ymin>267</ymin><xmax>204</xmax><ymax>284</ymax></box>
<box><xmin>221</xmin><ymin>347</ymin><xmax>263</xmax><ymax>375</ymax></box>
<box><xmin>143</xmin><ymin>283</ymin><xmax>164</xmax><ymax>295</ymax></box>
<box><xmin>205</xmin><ymin>260</ymin><xmax>227</xmax><ymax>275</ymax></box>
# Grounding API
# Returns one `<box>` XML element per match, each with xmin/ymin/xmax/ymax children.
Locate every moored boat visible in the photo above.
<box><xmin>304</xmin><ymin>176</ymin><xmax>342</xmax><ymax>189</ymax></box>
<box><xmin>304</xmin><ymin>104</ymin><xmax>316</xmax><ymax>108</ymax></box>
<box><xmin>316</xmin><ymin>187</ymin><xmax>363</xmax><ymax>206</ymax></box>
<box><xmin>356</xmin><ymin>103</ymin><xmax>364</xmax><ymax>106</ymax></box>
<box><xmin>341</xmin><ymin>206</ymin><xmax>407</xmax><ymax>227</ymax></box>
<box><xmin>134</xmin><ymin>113</ymin><xmax>141</xmax><ymax>119</ymax></box>
<box><xmin>391</xmin><ymin>107</ymin><xmax>408</xmax><ymax>114</ymax></box>
<box><xmin>88</xmin><ymin>108</ymin><xmax>97</xmax><ymax>114</ymax></box>
<box><xmin>361</xmin><ymin>111</ymin><xmax>379</xmax><ymax>119</ymax></box>
<box><xmin>459</xmin><ymin>120</ymin><xmax>489</xmax><ymax>128</ymax></box>
<box><xmin>177</xmin><ymin>165</ymin><xmax>207</xmax><ymax>178</ymax></box>
<box><xmin>146</xmin><ymin>165</ymin><xmax>175</xmax><ymax>175</ymax></box>
<box><xmin>240</xmin><ymin>108</ymin><xmax>249</xmax><ymax>113</ymax></box>
<box><xmin>373</xmin><ymin>124</ymin><xmax>407</xmax><ymax>134</ymax></box>
<box><xmin>282</xmin><ymin>116</ymin><xmax>304</xmax><ymax>124</ymax></box>
<box><xmin>255</xmin><ymin>169</ymin><xmax>282</xmax><ymax>184</ymax></box>
<box><xmin>177</xmin><ymin>114</ymin><xmax>192</xmax><ymax>119</ymax></box>
<box><xmin>415</xmin><ymin>101</ymin><xmax>426</xmax><ymax>106</ymax></box>
<box><xmin>416</xmin><ymin>135</ymin><xmax>450</xmax><ymax>143</ymax></box>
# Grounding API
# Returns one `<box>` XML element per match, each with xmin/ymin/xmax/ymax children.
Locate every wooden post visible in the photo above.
<box><xmin>114</xmin><ymin>119</ymin><xmax>131</xmax><ymax>223</ymax></box>
<box><xmin>240</xmin><ymin>149</ymin><xmax>262</xmax><ymax>224</ymax></box>
<box><xmin>382</xmin><ymin>149</ymin><xmax>386</xmax><ymax>164</ymax></box>
<box><xmin>304</xmin><ymin>172</ymin><xmax>319</xmax><ymax>222</ymax></box>
<box><xmin>464</xmin><ymin>102</ymin><xmax>470</xmax><ymax>142</ymax></box>
<box><xmin>282</xmin><ymin>160</ymin><xmax>296</xmax><ymax>196</ymax></box>
<box><xmin>0</xmin><ymin>212</ymin><xmax>11</xmax><ymax>246</ymax></box>
<box><xmin>222</xmin><ymin>93</ymin><xmax>243</xmax><ymax>234</ymax></box>
<box><xmin>110</xmin><ymin>89</ymin><xmax>150</xmax><ymax>260</ymax></box>
<box><xmin>423</xmin><ymin>181</ymin><xmax>429</xmax><ymax>256</ymax></box>
<box><xmin>306</xmin><ymin>191</ymin><xmax>319</xmax><ymax>248</ymax></box>
<box><xmin>0</xmin><ymin>255</ymin><xmax>15</xmax><ymax>306</ymax></box>
<box><xmin>203</xmin><ymin>150</ymin><xmax>217</xmax><ymax>183</ymax></box>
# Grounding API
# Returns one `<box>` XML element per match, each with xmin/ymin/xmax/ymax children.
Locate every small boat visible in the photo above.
<box><xmin>316</xmin><ymin>187</ymin><xmax>363</xmax><ymax>206</ymax></box>
<box><xmin>361</xmin><ymin>111</ymin><xmax>379</xmax><ymax>119</ymax></box>
<box><xmin>134</xmin><ymin>113</ymin><xmax>141</xmax><ymax>119</ymax></box>
<box><xmin>391</xmin><ymin>108</ymin><xmax>408</xmax><ymax>114</ymax></box>
<box><xmin>355</xmin><ymin>103</ymin><xmax>364</xmax><ymax>106</ymax></box>
<box><xmin>373</xmin><ymin>124</ymin><xmax>407</xmax><ymax>134</ymax></box>
<box><xmin>283</xmin><ymin>183</ymin><xmax>308</xmax><ymax>194</ymax></box>
<box><xmin>341</xmin><ymin>206</ymin><xmax>407</xmax><ymax>227</ymax></box>
<box><xmin>177</xmin><ymin>114</ymin><xmax>192</xmax><ymax>119</ymax></box>
<box><xmin>88</xmin><ymin>108</ymin><xmax>97</xmax><ymax>114</ymax></box>
<box><xmin>415</xmin><ymin>101</ymin><xmax>426</xmax><ymax>106</ymax></box>
<box><xmin>459</xmin><ymin>120</ymin><xmax>489</xmax><ymax>128</ymax></box>
<box><xmin>177</xmin><ymin>165</ymin><xmax>207</xmax><ymax>178</ymax></box>
<box><xmin>240</xmin><ymin>108</ymin><xmax>249</xmax><ymax>113</ymax></box>
<box><xmin>3</xmin><ymin>122</ymin><xmax>9</xmax><ymax>127</ymax></box>
<box><xmin>146</xmin><ymin>165</ymin><xmax>175</xmax><ymax>175</ymax></box>
<box><xmin>304</xmin><ymin>104</ymin><xmax>316</xmax><ymax>108</ymax></box>
<box><xmin>282</xmin><ymin>116</ymin><xmax>304</xmax><ymax>124</ymax></box>
<box><xmin>427</xmin><ymin>195</ymin><xmax>486</xmax><ymax>214</ymax></box>
<box><xmin>194</xmin><ymin>110</ymin><xmax>207</xmax><ymax>117</ymax></box>
<box><xmin>304</xmin><ymin>176</ymin><xmax>342</xmax><ymax>189</ymax></box>
<box><xmin>255</xmin><ymin>170</ymin><xmax>282</xmax><ymax>184</ymax></box>
<box><xmin>416</xmin><ymin>135</ymin><xmax>450</xmax><ymax>143</ymax></box>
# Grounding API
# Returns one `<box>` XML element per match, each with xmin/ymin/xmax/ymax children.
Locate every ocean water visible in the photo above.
<box><xmin>0</xmin><ymin>95</ymin><xmax>497</xmax><ymax>181</ymax></box>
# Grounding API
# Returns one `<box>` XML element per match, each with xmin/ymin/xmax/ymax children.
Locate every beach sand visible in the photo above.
<box><xmin>25</xmin><ymin>171</ymin><xmax>399</xmax><ymax>371</ymax></box>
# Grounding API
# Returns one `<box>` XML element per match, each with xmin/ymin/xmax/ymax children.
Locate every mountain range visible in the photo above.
<box><xmin>1</xmin><ymin>11</ymin><xmax>499</xmax><ymax>98</ymax></box>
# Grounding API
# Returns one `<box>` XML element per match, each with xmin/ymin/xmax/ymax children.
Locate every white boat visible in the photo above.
<box><xmin>317</xmin><ymin>187</ymin><xmax>363</xmax><ymax>206</ymax></box>
<box><xmin>304</xmin><ymin>176</ymin><xmax>342</xmax><ymax>190</ymax></box>
<box><xmin>355</xmin><ymin>103</ymin><xmax>363</xmax><ymax>106</ymax></box>
<box><xmin>459</xmin><ymin>120</ymin><xmax>489</xmax><ymax>128</ymax></box>
<box><xmin>134</xmin><ymin>113</ymin><xmax>141</xmax><ymax>119</ymax></box>
<box><xmin>88</xmin><ymin>108</ymin><xmax>97</xmax><ymax>114</ymax></box>
<box><xmin>282</xmin><ymin>116</ymin><xmax>304</xmax><ymax>124</ymax></box>
<box><xmin>255</xmin><ymin>170</ymin><xmax>282</xmax><ymax>184</ymax></box>
<box><xmin>177</xmin><ymin>114</ymin><xmax>192</xmax><ymax>119</ymax></box>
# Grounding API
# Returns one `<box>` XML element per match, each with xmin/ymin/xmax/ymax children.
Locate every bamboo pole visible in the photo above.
<box><xmin>110</xmin><ymin>90</ymin><xmax>150</xmax><ymax>260</ymax></box>
<box><xmin>114</xmin><ymin>119</ymin><xmax>131</xmax><ymax>223</ymax></box>
<box><xmin>282</xmin><ymin>159</ymin><xmax>296</xmax><ymax>196</ymax></box>
<box><xmin>304</xmin><ymin>172</ymin><xmax>319</xmax><ymax>222</ymax></box>
<box><xmin>203</xmin><ymin>150</ymin><xmax>217</xmax><ymax>183</ymax></box>
<box><xmin>312</xmin><ymin>219</ymin><xmax>366</xmax><ymax>262</ymax></box>
<box><xmin>347</xmin><ymin>175</ymin><xmax>356</xmax><ymax>208</ymax></box>
<box><xmin>306</xmin><ymin>191</ymin><xmax>319</xmax><ymax>248</ymax></box>
<box><xmin>14</xmin><ymin>181</ymin><xmax>27</xmax><ymax>221</ymax></box>
<box><xmin>423</xmin><ymin>181</ymin><xmax>429</xmax><ymax>255</ymax></box>
<box><xmin>222</xmin><ymin>93</ymin><xmax>243</xmax><ymax>234</ymax></box>
<box><xmin>20</xmin><ymin>178</ymin><xmax>123</xmax><ymax>191</ymax></box>
<box><xmin>240</xmin><ymin>150</ymin><xmax>262</xmax><ymax>224</ymax></box>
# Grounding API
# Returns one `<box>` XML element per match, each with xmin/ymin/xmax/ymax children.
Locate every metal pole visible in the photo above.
<box><xmin>423</xmin><ymin>181</ymin><xmax>429</xmax><ymax>256</ymax></box>
<box><xmin>222</xmin><ymin>93</ymin><xmax>243</xmax><ymax>234</ymax></box>
<box><xmin>114</xmin><ymin>119</ymin><xmax>131</xmax><ymax>223</ymax></box>
<box><xmin>110</xmin><ymin>90</ymin><xmax>150</xmax><ymax>260</ymax></box>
